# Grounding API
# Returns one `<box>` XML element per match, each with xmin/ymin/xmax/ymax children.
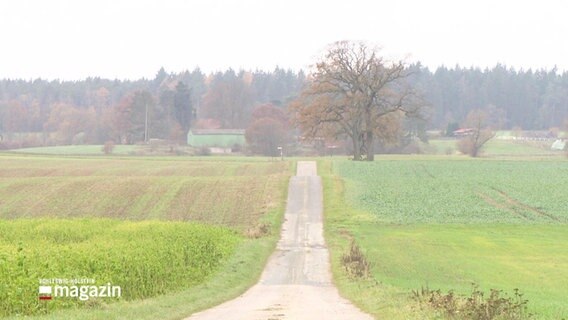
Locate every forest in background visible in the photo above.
<box><xmin>0</xmin><ymin>64</ymin><xmax>567</xmax><ymax>148</ymax></box>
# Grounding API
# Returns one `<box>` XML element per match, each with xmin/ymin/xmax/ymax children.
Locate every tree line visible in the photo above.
<box><xmin>410</xmin><ymin>63</ymin><xmax>568</xmax><ymax>130</ymax></box>
<box><xmin>0</xmin><ymin>67</ymin><xmax>305</xmax><ymax>147</ymax></box>
<box><xmin>1</xmin><ymin>56</ymin><xmax>567</xmax><ymax>150</ymax></box>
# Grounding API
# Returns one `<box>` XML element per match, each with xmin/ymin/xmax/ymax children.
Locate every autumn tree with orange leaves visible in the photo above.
<box><xmin>291</xmin><ymin>41</ymin><xmax>422</xmax><ymax>161</ymax></box>
<box><xmin>245</xmin><ymin>104</ymin><xmax>291</xmax><ymax>156</ymax></box>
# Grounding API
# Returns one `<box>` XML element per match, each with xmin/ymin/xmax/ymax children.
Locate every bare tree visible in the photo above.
<box><xmin>457</xmin><ymin>109</ymin><xmax>495</xmax><ymax>157</ymax></box>
<box><xmin>290</xmin><ymin>41</ymin><xmax>422</xmax><ymax>161</ymax></box>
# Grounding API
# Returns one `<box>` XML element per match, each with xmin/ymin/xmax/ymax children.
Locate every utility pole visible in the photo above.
<box><xmin>144</xmin><ymin>100</ymin><xmax>149</xmax><ymax>143</ymax></box>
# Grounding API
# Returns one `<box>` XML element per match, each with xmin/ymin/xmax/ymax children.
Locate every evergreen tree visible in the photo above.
<box><xmin>174</xmin><ymin>82</ymin><xmax>193</xmax><ymax>132</ymax></box>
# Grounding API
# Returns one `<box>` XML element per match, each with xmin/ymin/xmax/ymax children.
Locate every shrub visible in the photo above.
<box><xmin>102</xmin><ymin>141</ymin><xmax>115</xmax><ymax>154</ymax></box>
<box><xmin>400</xmin><ymin>140</ymin><xmax>424</xmax><ymax>154</ymax></box>
<box><xmin>413</xmin><ymin>284</ymin><xmax>532</xmax><ymax>320</ymax></box>
<box><xmin>245</xmin><ymin>222</ymin><xmax>271</xmax><ymax>239</ymax></box>
<box><xmin>457</xmin><ymin>137</ymin><xmax>475</xmax><ymax>155</ymax></box>
<box><xmin>231</xmin><ymin>143</ymin><xmax>242</xmax><ymax>153</ymax></box>
<box><xmin>341</xmin><ymin>240</ymin><xmax>371</xmax><ymax>278</ymax></box>
<box><xmin>197</xmin><ymin>146</ymin><xmax>211</xmax><ymax>156</ymax></box>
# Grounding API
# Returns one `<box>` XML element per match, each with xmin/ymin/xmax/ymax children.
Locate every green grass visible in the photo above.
<box><xmin>0</xmin><ymin>219</ymin><xmax>239</xmax><ymax>317</ymax></box>
<box><xmin>482</xmin><ymin>139</ymin><xmax>559</xmax><ymax>156</ymax></box>
<box><xmin>0</xmin><ymin>155</ymin><xmax>292</xmax><ymax>318</ymax></box>
<box><xmin>320</xmin><ymin>158</ymin><xmax>568</xmax><ymax>319</ymax></box>
<box><xmin>354</xmin><ymin>224</ymin><xmax>568</xmax><ymax>318</ymax></box>
<box><xmin>6</xmin><ymin>237</ymin><xmax>279</xmax><ymax>320</ymax></box>
<box><xmin>428</xmin><ymin>139</ymin><xmax>561</xmax><ymax>157</ymax></box>
<box><xmin>320</xmin><ymin>169</ymin><xmax>430</xmax><ymax>319</ymax></box>
<box><xmin>7</xmin><ymin>145</ymin><xmax>140</xmax><ymax>155</ymax></box>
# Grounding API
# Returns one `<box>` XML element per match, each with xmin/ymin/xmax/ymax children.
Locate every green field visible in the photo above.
<box><xmin>336</xmin><ymin>159</ymin><xmax>567</xmax><ymax>223</ymax></box>
<box><xmin>7</xmin><ymin>145</ymin><xmax>141</xmax><ymax>155</ymax></box>
<box><xmin>428</xmin><ymin>138</ymin><xmax>562</xmax><ymax>157</ymax></box>
<box><xmin>321</xmin><ymin>158</ymin><xmax>568</xmax><ymax>319</ymax></box>
<box><xmin>0</xmin><ymin>155</ymin><xmax>291</xmax><ymax>318</ymax></box>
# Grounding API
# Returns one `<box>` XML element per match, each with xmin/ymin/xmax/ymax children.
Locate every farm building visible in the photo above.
<box><xmin>453</xmin><ymin>128</ymin><xmax>475</xmax><ymax>137</ymax></box>
<box><xmin>187</xmin><ymin>129</ymin><xmax>245</xmax><ymax>153</ymax></box>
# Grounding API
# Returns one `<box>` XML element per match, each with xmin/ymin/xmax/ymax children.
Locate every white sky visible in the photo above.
<box><xmin>1</xmin><ymin>0</ymin><xmax>567</xmax><ymax>80</ymax></box>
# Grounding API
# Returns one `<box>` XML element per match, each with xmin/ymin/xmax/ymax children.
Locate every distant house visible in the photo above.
<box><xmin>453</xmin><ymin>128</ymin><xmax>475</xmax><ymax>137</ymax></box>
<box><xmin>187</xmin><ymin>129</ymin><xmax>245</xmax><ymax>153</ymax></box>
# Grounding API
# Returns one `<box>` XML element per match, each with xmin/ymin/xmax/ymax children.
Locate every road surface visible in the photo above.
<box><xmin>185</xmin><ymin>161</ymin><xmax>373</xmax><ymax>320</ymax></box>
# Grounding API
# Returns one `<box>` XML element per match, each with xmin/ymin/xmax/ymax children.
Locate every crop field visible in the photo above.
<box><xmin>0</xmin><ymin>155</ymin><xmax>291</xmax><ymax>318</ymax></box>
<box><xmin>0</xmin><ymin>155</ymin><xmax>289</xmax><ymax>229</ymax></box>
<box><xmin>336</xmin><ymin>159</ymin><xmax>568</xmax><ymax>223</ymax></box>
<box><xmin>0</xmin><ymin>219</ymin><xmax>239</xmax><ymax>317</ymax></box>
<box><xmin>322</xmin><ymin>158</ymin><xmax>568</xmax><ymax>319</ymax></box>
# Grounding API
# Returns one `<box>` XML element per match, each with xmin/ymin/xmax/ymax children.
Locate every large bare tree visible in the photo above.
<box><xmin>291</xmin><ymin>41</ymin><xmax>421</xmax><ymax>161</ymax></box>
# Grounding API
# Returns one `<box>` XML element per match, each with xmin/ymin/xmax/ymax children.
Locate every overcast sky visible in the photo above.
<box><xmin>1</xmin><ymin>0</ymin><xmax>567</xmax><ymax>80</ymax></box>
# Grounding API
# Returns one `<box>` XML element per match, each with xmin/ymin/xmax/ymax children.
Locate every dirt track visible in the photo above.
<box><xmin>185</xmin><ymin>161</ymin><xmax>372</xmax><ymax>320</ymax></box>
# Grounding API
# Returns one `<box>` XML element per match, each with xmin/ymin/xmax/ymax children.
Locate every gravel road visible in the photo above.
<box><xmin>185</xmin><ymin>161</ymin><xmax>373</xmax><ymax>320</ymax></box>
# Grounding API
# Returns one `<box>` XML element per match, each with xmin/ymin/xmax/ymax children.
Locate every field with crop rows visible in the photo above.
<box><xmin>0</xmin><ymin>154</ymin><xmax>291</xmax><ymax>317</ymax></box>
<box><xmin>0</xmin><ymin>155</ymin><xmax>289</xmax><ymax>230</ymax></box>
<box><xmin>323</xmin><ymin>158</ymin><xmax>568</xmax><ymax>319</ymax></box>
